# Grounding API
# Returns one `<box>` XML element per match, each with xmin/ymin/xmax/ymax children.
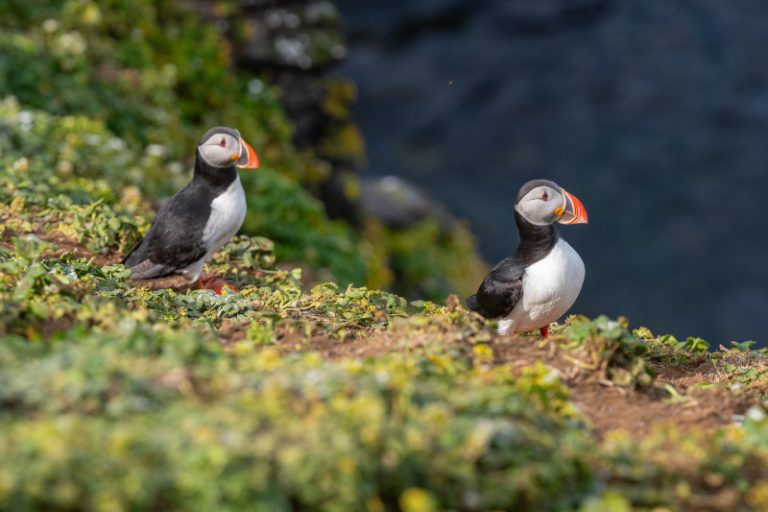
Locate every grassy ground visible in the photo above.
<box><xmin>2</xmin><ymin>195</ymin><xmax>768</xmax><ymax>510</ymax></box>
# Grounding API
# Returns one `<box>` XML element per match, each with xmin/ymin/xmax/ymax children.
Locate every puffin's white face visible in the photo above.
<box><xmin>197</xmin><ymin>128</ymin><xmax>260</xmax><ymax>169</ymax></box>
<box><xmin>515</xmin><ymin>181</ymin><xmax>588</xmax><ymax>226</ymax></box>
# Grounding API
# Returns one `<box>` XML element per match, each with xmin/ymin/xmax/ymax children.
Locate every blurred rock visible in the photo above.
<box><xmin>360</xmin><ymin>175</ymin><xmax>452</xmax><ymax>229</ymax></box>
<box><xmin>238</xmin><ymin>0</ymin><xmax>346</xmax><ymax>70</ymax></box>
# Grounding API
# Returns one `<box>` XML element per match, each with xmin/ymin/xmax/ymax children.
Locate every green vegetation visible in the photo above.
<box><xmin>3</xmin><ymin>1</ymin><xmax>768</xmax><ymax>511</ymax></box>
<box><xmin>0</xmin><ymin>326</ymin><xmax>594</xmax><ymax>511</ymax></box>
<box><xmin>0</xmin><ymin>0</ymin><xmax>487</xmax><ymax>296</ymax></box>
<box><xmin>3</xmin><ymin>186</ymin><xmax>768</xmax><ymax>510</ymax></box>
<box><xmin>2</xmin><ymin>213</ymin><xmax>768</xmax><ymax>510</ymax></box>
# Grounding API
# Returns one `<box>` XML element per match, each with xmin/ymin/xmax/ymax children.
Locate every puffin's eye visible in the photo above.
<box><xmin>541</xmin><ymin>191</ymin><xmax>549</xmax><ymax>201</ymax></box>
<box><xmin>219</xmin><ymin>138</ymin><xmax>227</xmax><ymax>147</ymax></box>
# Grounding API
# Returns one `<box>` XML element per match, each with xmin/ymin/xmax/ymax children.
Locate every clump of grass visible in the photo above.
<box><xmin>559</xmin><ymin>315</ymin><xmax>654</xmax><ymax>388</ymax></box>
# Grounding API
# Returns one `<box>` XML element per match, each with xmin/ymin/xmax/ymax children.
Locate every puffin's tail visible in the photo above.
<box><xmin>122</xmin><ymin>237</ymin><xmax>147</xmax><ymax>267</ymax></box>
<box><xmin>121</xmin><ymin>238</ymin><xmax>176</xmax><ymax>279</ymax></box>
<box><xmin>465</xmin><ymin>294</ymin><xmax>479</xmax><ymax>312</ymax></box>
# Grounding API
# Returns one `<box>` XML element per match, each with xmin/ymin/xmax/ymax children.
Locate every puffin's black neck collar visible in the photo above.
<box><xmin>193</xmin><ymin>150</ymin><xmax>238</xmax><ymax>191</ymax></box>
<box><xmin>513</xmin><ymin>211</ymin><xmax>558</xmax><ymax>265</ymax></box>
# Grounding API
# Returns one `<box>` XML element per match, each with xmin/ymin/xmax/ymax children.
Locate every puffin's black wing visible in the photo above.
<box><xmin>466</xmin><ymin>259</ymin><xmax>524</xmax><ymax>319</ymax></box>
<box><xmin>122</xmin><ymin>187</ymin><xmax>210</xmax><ymax>279</ymax></box>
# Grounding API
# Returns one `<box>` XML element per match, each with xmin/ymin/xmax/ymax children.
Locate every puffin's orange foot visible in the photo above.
<box><xmin>539</xmin><ymin>326</ymin><xmax>549</xmax><ymax>338</ymax></box>
<box><xmin>197</xmin><ymin>275</ymin><xmax>239</xmax><ymax>295</ymax></box>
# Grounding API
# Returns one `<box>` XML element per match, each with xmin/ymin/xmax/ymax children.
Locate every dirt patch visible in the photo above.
<box><xmin>278</xmin><ymin>330</ymin><xmax>434</xmax><ymax>359</ymax></box>
<box><xmin>285</xmin><ymin>332</ymin><xmax>755</xmax><ymax>439</ymax></box>
<box><xmin>493</xmin><ymin>335</ymin><xmax>754</xmax><ymax>437</ymax></box>
<box><xmin>127</xmin><ymin>274</ymin><xmax>195</xmax><ymax>291</ymax></box>
<box><xmin>42</xmin><ymin>232</ymin><xmax>125</xmax><ymax>266</ymax></box>
<box><xmin>219</xmin><ymin>318</ymin><xmax>426</xmax><ymax>359</ymax></box>
<box><xmin>279</xmin><ymin>332</ymin><xmax>406</xmax><ymax>358</ymax></box>
<box><xmin>572</xmin><ymin>383</ymin><xmax>747</xmax><ymax>438</ymax></box>
<box><xmin>1</xmin><ymin>229</ymin><xmax>124</xmax><ymax>266</ymax></box>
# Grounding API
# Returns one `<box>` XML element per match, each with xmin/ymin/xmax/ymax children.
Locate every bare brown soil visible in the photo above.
<box><xmin>43</xmin><ymin>232</ymin><xmax>125</xmax><ymax>266</ymax></box>
<box><xmin>1</xmin><ymin>229</ymin><xmax>123</xmax><ymax>266</ymax></box>
<box><xmin>274</xmin><ymin>332</ymin><xmax>755</xmax><ymax>439</ymax></box>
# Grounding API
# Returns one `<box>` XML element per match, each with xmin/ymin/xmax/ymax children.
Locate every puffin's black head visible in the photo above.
<box><xmin>515</xmin><ymin>179</ymin><xmax>588</xmax><ymax>226</ymax></box>
<box><xmin>197</xmin><ymin>126</ymin><xmax>260</xmax><ymax>170</ymax></box>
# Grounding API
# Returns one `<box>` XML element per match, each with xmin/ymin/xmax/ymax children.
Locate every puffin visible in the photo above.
<box><xmin>123</xmin><ymin>126</ymin><xmax>260</xmax><ymax>292</ymax></box>
<box><xmin>466</xmin><ymin>179</ymin><xmax>588</xmax><ymax>337</ymax></box>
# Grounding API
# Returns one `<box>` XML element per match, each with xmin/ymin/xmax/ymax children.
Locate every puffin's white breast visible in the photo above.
<box><xmin>500</xmin><ymin>238</ymin><xmax>585</xmax><ymax>334</ymax></box>
<box><xmin>203</xmin><ymin>176</ymin><xmax>247</xmax><ymax>253</ymax></box>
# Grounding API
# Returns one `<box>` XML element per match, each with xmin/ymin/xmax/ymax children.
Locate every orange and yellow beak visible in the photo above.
<box><xmin>234</xmin><ymin>138</ymin><xmax>260</xmax><ymax>169</ymax></box>
<box><xmin>556</xmin><ymin>190</ymin><xmax>588</xmax><ymax>224</ymax></box>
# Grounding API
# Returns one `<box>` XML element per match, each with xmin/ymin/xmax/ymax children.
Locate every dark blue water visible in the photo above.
<box><xmin>335</xmin><ymin>0</ymin><xmax>768</xmax><ymax>345</ymax></box>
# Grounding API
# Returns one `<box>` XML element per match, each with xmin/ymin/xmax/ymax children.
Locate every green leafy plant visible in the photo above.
<box><xmin>563</xmin><ymin>315</ymin><xmax>653</xmax><ymax>388</ymax></box>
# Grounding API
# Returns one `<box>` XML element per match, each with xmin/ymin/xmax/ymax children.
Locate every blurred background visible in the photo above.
<box><xmin>332</xmin><ymin>0</ymin><xmax>768</xmax><ymax>345</ymax></box>
<box><xmin>2</xmin><ymin>0</ymin><xmax>767</xmax><ymax>344</ymax></box>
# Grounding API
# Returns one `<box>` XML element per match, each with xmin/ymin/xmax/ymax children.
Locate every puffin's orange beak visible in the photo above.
<box><xmin>235</xmin><ymin>138</ymin><xmax>260</xmax><ymax>169</ymax></box>
<box><xmin>556</xmin><ymin>190</ymin><xmax>588</xmax><ymax>224</ymax></box>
